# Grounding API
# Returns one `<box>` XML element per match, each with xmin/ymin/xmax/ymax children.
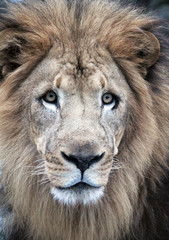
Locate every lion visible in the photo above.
<box><xmin>0</xmin><ymin>0</ymin><xmax>168</xmax><ymax>239</ymax></box>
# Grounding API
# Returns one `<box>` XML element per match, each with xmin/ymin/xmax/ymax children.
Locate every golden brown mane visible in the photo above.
<box><xmin>0</xmin><ymin>0</ymin><xmax>168</xmax><ymax>239</ymax></box>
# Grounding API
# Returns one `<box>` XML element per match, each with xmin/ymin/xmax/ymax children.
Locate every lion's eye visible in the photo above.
<box><xmin>42</xmin><ymin>91</ymin><xmax>58</xmax><ymax>104</ymax></box>
<box><xmin>102</xmin><ymin>92</ymin><xmax>119</xmax><ymax>109</ymax></box>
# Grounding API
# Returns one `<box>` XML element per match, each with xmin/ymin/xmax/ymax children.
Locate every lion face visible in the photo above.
<box><xmin>21</xmin><ymin>47</ymin><xmax>130</xmax><ymax>205</ymax></box>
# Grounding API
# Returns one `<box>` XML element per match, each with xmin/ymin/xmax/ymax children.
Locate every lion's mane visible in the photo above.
<box><xmin>0</xmin><ymin>1</ymin><xmax>168</xmax><ymax>240</ymax></box>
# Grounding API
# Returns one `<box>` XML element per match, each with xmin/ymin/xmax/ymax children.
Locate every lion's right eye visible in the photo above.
<box><xmin>42</xmin><ymin>91</ymin><xmax>58</xmax><ymax>104</ymax></box>
<box><xmin>102</xmin><ymin>92</ymin><xmax>120</xmax><ymax>109</ymax></box>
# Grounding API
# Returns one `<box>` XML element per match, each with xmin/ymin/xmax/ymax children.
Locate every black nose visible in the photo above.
<box><xmin>61</xmin><ymin>152</ymin><xmax>105</xmax><ymax>173</ymax></box>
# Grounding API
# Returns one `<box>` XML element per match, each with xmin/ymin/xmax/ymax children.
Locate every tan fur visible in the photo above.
<box><xmin>0</xmin><ymin>1</ymin><xmax>168</xmax><ymax>240</ymax></box>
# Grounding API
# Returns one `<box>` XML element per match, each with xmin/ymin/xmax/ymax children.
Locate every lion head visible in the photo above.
<box><xmin>22</xmin><ymin>43</ymin><xmax>131</xmax><ymax>205</ymax></box>
<box><xmin>0</xmin><ymin>0</ymin><xmax>168</xmax><ymax>240</ymax></box>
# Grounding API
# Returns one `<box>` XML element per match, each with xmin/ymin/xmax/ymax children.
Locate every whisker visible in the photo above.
<box><xmin>37</xmin><ymin>178</ymin><xmax>50</xmax><ymax>186</ymax></box>
<box><xmin>111</xmin><ymin>156</ymin><xmax>123</xmax><ymax>171</ymax></box>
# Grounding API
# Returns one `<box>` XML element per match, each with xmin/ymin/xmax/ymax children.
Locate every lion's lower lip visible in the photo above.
<box><xmin>58</xmin><ymin>182</ymin><xmax>100</xmax><ymax>191</ymax></box>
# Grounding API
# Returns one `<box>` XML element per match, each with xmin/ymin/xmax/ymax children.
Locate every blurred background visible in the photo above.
<box><xmin>127</xmin><ymin>0</ymin><xmax>169</xmax><ymax>25</ymax></box>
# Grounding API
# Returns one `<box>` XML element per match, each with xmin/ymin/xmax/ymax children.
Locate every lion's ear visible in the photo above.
<box><xmin>0</xmin><ymin>29</ymin><xmax>25</xmax><ymax>81</ymax></box>
<box><xmin>144</xmin><ymin>32</ymin><xmax>160</xmax><ymax>67</ymax></box>
<box><xmin>109</xmin><ymin>29</ymin><xmax>160</xmax><ymax>77</ymax></box>
<box><xmin>129</xmin><ymin>30</ymin><xmax>160</xmax><ymax>76</ymax></box>
<box><xmin>136</xmin><ymin>31</ymin><xmax>160</xmax><ymax>75</ymax></box>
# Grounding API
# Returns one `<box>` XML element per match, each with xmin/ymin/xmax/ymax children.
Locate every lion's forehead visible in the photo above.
<box><xmin>25</xmin><ymin>46</ymin><xmax>129</xmax><ymax>98</ymax></box>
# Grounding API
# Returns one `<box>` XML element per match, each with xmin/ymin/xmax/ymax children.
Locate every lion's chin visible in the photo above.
<box><xmin>51</xmin><ymin>183</ymin><xmax>104</xmax><ymax>205</ymax></box>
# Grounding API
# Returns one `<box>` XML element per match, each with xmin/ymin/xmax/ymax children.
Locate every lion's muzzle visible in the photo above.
<box><xmin>44</xmin><ymin>143</ymin><xmax>110</xmax><ymax>205</ymax></box>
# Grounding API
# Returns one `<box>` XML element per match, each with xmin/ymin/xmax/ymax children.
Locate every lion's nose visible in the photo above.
<box><xmin>61</xmin><ymin>151</ymin><xmax>105</xmax><ymax>173</ymax></box>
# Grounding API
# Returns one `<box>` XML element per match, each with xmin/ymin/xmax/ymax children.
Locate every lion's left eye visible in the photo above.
<box><xmin>42</xmin><ymin>91</ymin><xmax>58</xmax><ymax>104</ymax></box>
<box><xmin>102</xmin><ymin>92</ymin><xmax>119</xmax><ymax>109</ymax></box>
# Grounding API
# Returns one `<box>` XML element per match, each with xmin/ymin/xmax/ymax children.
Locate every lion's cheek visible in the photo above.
<box><xmin>113</xmin><ymin>129</ymin><xmax>125</xmax><ymax>155</ymax></box>
<box><xmin>45</xmin><ymin>163</ymin><xmax>81</xmax><ymax>188</ymax></box>
<box><xmin>83</xmin><ymin>167</ymin><xmax>111</xmax><ymax>187</ymax></box>
<box><xmin>32</xmin><ymin>135</ymin><xmax>47</xmax><ymax>155</ymax></box>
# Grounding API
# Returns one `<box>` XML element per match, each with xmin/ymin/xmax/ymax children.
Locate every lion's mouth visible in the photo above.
<box><xmin>51</xmin><ymin>182</ymin><xmax>104</xmax><ymax>205</ymax></box>
<box><xmin>58</xmin><ymin>182</ymin><xmax>100</xmax><ymax>193</ymax></box>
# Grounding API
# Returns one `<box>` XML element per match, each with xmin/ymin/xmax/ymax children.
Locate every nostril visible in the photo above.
<box><xmin>61</xmin><ymin>151</ymin><xmax>105</xmax><ymax>173</ymax></box>
<box><xmin>61</xmin><ymin>152</ymin><xmax>79</xmax><ymax>165</ymax></box>
<box><xmin>90</xmin><ymin>152</ymin><xmax>105</xmax><ymax>165</ymax></box>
